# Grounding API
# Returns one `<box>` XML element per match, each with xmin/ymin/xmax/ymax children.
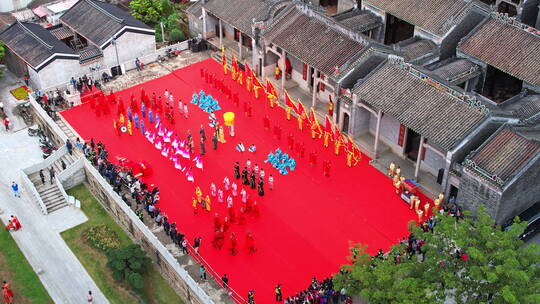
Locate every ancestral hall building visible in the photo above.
<box><xmin>192</xmin><ymin>0</ymin><xmax>540</xmax><ymax>225</ymax></box>
<box><xmin>0</xmin><ymin>0</ymin><xmax>155</xmax><ymax>90</ymax></box>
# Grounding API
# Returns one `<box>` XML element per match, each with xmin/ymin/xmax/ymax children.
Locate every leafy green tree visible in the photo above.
<box><xmin>334</xmin><ymin>206</ymin><xmax>540</xmax><ymax>304</ymax></box>
<box><xmin>0</xmin><ymin>42</ymin><xmax>5</xmax><ymax>78</ymax></box>
<box><xmin>168</xmin><ymin>29</ymin><xmax>185</xmax><ymax>42</ymax></box>
<box><xmin>130</xmin><ymin>0</ymin><xmax>164</xmax><ymax>25</ymax></box>
<box><xmin>107</xmin><ymin>244</ymin><xmax>151</xmax><ymax>290</ymax></box>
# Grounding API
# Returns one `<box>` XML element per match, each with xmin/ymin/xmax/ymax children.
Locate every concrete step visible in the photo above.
<box><xmin>41</xmin><ymin>191</ymin><xmax>62</xmax><ymax>202</ymax></box>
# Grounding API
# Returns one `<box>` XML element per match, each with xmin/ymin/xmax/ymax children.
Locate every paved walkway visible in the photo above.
<box><xmin>0</xmin><ymin>117</ymin><xmax>109</xmax><ymax>302</ymax></box>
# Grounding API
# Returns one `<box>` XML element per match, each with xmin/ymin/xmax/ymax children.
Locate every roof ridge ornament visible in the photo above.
<box><xmin>18</xmin><ymin>21</ymin><xmax>53</xmax><ymax>50</ymax></box>
<box><xmin>389</xmin><ymin>56</ymin><xmax>490</xmax><ymax>115</ymax></box>
<box><xmin>85</xmin><ymin>0</ymin><xmax>124</xmax><ymax>24</ymax></box>
<box><xmin>463</xmin><ymin>158</ymin><xmax>505</xmax><ymax>187</ymax></box>
<box><xmin>490</xmin><ymin>12</ymin><xmax>540</xmax><ymax>38</ymax></box>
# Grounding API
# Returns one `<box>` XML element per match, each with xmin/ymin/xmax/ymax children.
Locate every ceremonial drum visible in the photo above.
<box><xmin>223</xmin><ymin>112</ymin><xmax>235</xmax><ymax>126</ymax></box>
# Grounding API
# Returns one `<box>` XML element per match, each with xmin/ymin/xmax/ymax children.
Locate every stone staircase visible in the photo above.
<box><xmin>28</xmin><ymin>152</ymin><xmax>79</xmax><ymax>213</ymax></box>
<box><xmin>57</xmin><ymin>117</ymin><xmax>78</xmax><ymax>142</ymax></box>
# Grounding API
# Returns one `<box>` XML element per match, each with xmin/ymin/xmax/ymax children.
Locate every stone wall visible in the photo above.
<box><xmin>457</xmin><ymin>169</ymin><xmax>502</xmax><ymax>221</ymax></box>
<box><xmin>82</xmin><ymin>161</ymin><xmax>213</xmax><ymax>304</ymax></box>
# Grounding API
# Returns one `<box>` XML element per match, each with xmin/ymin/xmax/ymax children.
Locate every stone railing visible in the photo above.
<box><xmin>22</xmin><ymin>146</ymin><xmax>67</xmax><ymax>176</ymax></box>
<box><xmin>28</xmin><ymin>95</ymin><xmax>68</xmax><ymax>144</ymax></box>
<box><xmin>19</xmin><ymin>171</ymin><xmax>48</xmax><ymax>215</ymax></box>
<box><xmin>81</xmin><ymin>160</ymin><xmax>214</xmax><ymax>304</ymax></box>
<box><xmin>57</xmin><ymin>157</ymin><xmax>86</xmax><ymax>190</ymax></box>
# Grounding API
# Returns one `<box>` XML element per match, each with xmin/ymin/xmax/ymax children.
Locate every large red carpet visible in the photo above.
<box><xmin>61</xmin><ymin>59</ymin><xmax>421</xmax><ymax>302</ymax></box>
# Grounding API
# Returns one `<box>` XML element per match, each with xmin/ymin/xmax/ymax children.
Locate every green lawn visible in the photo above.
<box><xmin>62</xmin><ymin>184</ymin><xmax>184</xmax><ymax>304</ymax></box>
<box><xmin>0</xmin><ymin>227</ymin><xmax>52</xmax><ymax>304</ymax></box>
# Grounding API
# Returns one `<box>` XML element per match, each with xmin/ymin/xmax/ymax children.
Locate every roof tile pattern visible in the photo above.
<box><xmin>0</xmin><ymin>22</ymin><xmax>77</xmax><ymax>68</ymax></box>
<box><xmin>459</xmin><ymin>18</ymin><xmax>540</xmax><ymax>87</ymax></box>
<box><xmin>61</xmin><ymin>0</ymin><xmax>151</xmax><ymax>47</ymax></box>
<box><xmin>264</xmin><ymin>7</ymin><xmax>367</xmax><ymax>75</ymax></box>
<box><xmin>353</xmin><ymin>61</ymin><xmax>487</xmax><ymax>150</ymax></box>
<box><xmin>431</xmin><ymin>59</ymin><xmax>478</xmax><ymax>82</ymax></box>
<box><xmin>471</xmin><ymin>128</ymin><xmax>540</xmax><ymax>184</ymax></box>
<box><xmin>203</xmin><ymin>0</ymin><xmax>274</xmax><ymax>37</ymax></box>
<box><xmin>364</xmin><ymin>0</ymin><xmax>474</xmax><ymax>36</ymax></box>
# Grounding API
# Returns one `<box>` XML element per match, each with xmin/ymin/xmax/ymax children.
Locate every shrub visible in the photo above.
<box><xmin>107</xmin><ymin>244</ymin><xmax>151</xmax><ymax>290</ymax></box>
<box><xmin>85</xmin><ymin>225</ymin><xmax>121</xmax><ymax>253</ymax></box>
<box><xmin>168</xmin><ymin>29</ymin><xmax>185</xmax><ymax>43</ymax></box>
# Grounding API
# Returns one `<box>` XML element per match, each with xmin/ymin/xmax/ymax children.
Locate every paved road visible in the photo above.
<box><xmin>0</xmin><ymin>93</ymin><xmax>109</xmax><ymax>303</ymax></box>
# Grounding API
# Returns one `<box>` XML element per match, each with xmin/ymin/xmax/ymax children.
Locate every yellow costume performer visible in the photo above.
<box><xmin>409</xmin><ymin>195</ymin><xmax>416</xmax><ymax>210</ymax></box>
<box><xmin>127</xmin><ymin>119</ymin><xmax>132</xmax><ymax>136</ymax></box>
<box><xmin>192</xmin><ymin>197</ymin><xmax>198</xmax><ymax>214</ymax></box>
<box><xmin>218</xmin><ymin>126</ymin><xmax>226</xmax><ymax>143</ymax></box>
<box><xmin>195</xmin><ymin>186</ymin><xmax>203</xmax><ymax>203</ymax></box>
<box><xmin>424</xmin><ymin>202</ymin><xmax>430</xmax><ymax>215</ymax></box>
<box><xmin>434</xmin><ymin>198</ymin><xmax>441</xmax><ymax>211</ymax></box>
<box><xmin>395</xmin><ymin>167</ymin><xmax>401</xmax><ymax>180</ymax></box>
<box><xmin>416</xmin><ymin>209</ymin><xmax>424</xmax><ymax>222</ymax></box>
<box><xmin>119</xmin><ymin>113</ymin><xmax>125</xmax><ymax>125</ymax></box>
<box><xmin>324</xmin><ymin>132</ymin><xmax>331</xmax><ymax>147</ymax></box>
<box><xmin>286</xmin><ymin>107</ymin><xmax>292</xmax><ymax>120</ymax></box>
<box><xmin>205</xmin><ymin>195</ymin><xmax>211</xmax><ymax>212</ymax></box>
<box><xmin>388</xmin><ymin>161</ymin><xmax>396</xmax><ymax>177</ymax></box>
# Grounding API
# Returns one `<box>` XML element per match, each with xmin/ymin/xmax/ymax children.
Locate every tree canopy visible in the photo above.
<box><xmin>333</xmin><ymin>206</ymin><xmax>540</xmax><ymax>304</ymax></box>
<box><xmin>130</xmin><ymin>0</ymin><xmax>164</xmax><ymax>25</ymax></box>
<box><xmin>107</xmin><ymin>244</ymin><xmax>151</xmax><ymax>290</ymax></box>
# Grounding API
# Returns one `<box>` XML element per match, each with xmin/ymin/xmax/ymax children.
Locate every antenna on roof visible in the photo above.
<box><xmin>85</xmin><ymin>0</ymin><xmax>124</xmax><ymax>24</ymax></box>
<box><xmin>18</xmin><ymin>21</ymin><xmax>53</xmax><ymax>50</ymax></box>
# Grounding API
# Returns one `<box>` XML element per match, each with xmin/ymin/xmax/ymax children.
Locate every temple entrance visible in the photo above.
<box><xmin>480</xmin><ymin>65</ymin><xmax>523</xmax><ymax>103</ymax></box>
<box><xmin>498</xmin><ymin>2</ymin><xmax>518</xmax><ymax>17</ymax></box>
<box><xmin>384</xmin><ymin>13</ymin><xmax>414</xmax><ymax>45</ymax></box>
<box><xmin>342</xmin><ymin>112</ymin><xmax>350</xmax><ymax>134</ymax></box>
<box><xmin>404</xmin><ymin>128</ymin><xmax>421</xmax><ymax>161</ymax></box>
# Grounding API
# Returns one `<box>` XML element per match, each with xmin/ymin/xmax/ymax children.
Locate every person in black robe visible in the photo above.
<box><xmin>200</xmin><ymin>139</ymin><xmax>206</xmax><ymax>155</ymax></box>
<box><xmin>242</xmin><ymin>167</ymin><xmax>249</xmax><ymax>185</ymax></box>
<box><xmin>249</xmin><ymin>172</ymin><xmax>256</xmax><ymax>189</ymax></box>
<box><xmin>257</xmin><ymin>179</ymin><xmax>264</xmax><ymax>196</ymax></box>
<box><xmin>234</xmin><ymin>161</ymin><xmax>240</xmax><ymax>179</ymax></box>
<box><xmin>212</xmin><ymin>132</ymin><xmax>218</xmax><ymax>150</ymax></box>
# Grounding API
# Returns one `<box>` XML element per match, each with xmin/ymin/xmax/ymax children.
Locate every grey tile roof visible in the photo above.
<box><xmin>430</xmin><ymin>58</ymin><xmax>479</xmax><ymax>83</ymax></box>
<box><xmin>364</xmin><ymin>0</ymin><xmax>477</xmax><ymax>36</ymax></box>
<box><xmin>60</xmin><ymin>0</ymin><xmax>152</xmax><ymax>47</ymax></box>
<box><xmin>399</xmin><ymin>39</ymin><xmax>438</xmax><ymax>61</ymax></box>
<box><xmin>0</xmin><ymin>21</ymin><xmax>78</xmax><ymax>69</ymax></box>
<box><xmin>467</xmin><ymin>127</ymin><xmax>540</xmax><ymax>186</ymax></box>
<box><xmin>203</xmin><ymin>0</ymin><xmax>276</xmax><ymax>37</ymax></box>
<box><xmin>187</xmin><ymin>0</ymin><xmax>203</xmax><ymax>18</ymax></box>
<box><xmin>353</xmin><ymin>60</ymin><xmax>487</xmax><ymax>151</ymax></box>
<box><xmin>333</xmin><ymin>9</ymin><xmax>382</xmax><ymax>33</ymax></box>
<box><xmin>459</xmin><ymin>16</ymin><xmax>540</xmax><ymax>87</ymax></box>
<box><xmin>49</xmin><ymin>25</ymin><xmax>74</xmax><ymax>40</ymax></box>
<box><xmin>263</xmin><ymin>5</ymin><xmax>368</xmax><ymax>75</ymax></box>
<box><xmin>511</xmin><ymin>95</ymin><xmax>540</xmax><ymax>122</ymax></box>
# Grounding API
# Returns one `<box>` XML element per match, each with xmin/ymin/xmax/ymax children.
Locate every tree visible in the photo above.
<box><xmin>107</xmin><ymin>244</ymin><xmax>151</xmax><ymax>290</ymax></box>
<box><xmin>334</xmin><ymin>206</ymin><xmax>540</xmax><ymax>304</ymax></box>
<box><xmin>0</xmin><ymin>42</ymin><xmax>5</xmax><ymax>78</ymax></box>
<box><xmin>168</xmin><ymin>29</ymin><xmax>185</xmax><ymax>43</ymax></box>
<box><xmin>130</xmin><ymin>0</ymin><xmax>164</xmax><ymax>25</ymax></box>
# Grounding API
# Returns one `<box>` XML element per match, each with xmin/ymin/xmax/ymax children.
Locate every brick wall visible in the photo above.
<box><xmin>457</xmin><ymin>170</ymin><xmax>502</xmax><ymax>221</ymax></box>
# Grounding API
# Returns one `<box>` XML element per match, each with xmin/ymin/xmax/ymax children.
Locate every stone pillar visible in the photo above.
<box><xmin>202</xmin><ymin>8</ymin><xmax>207</xmax><ymax>39</ymax></box>
<box><xmin>373</xmin><ymin>110</ymin><xmax>383</xmax><ymax>159</ymax></box>
<box><xmin>261</xmin><ymin>45</ymin><xmax>267</xmax><ymax>80</ymax></box>
<box><xmin>238</xmin><ymin>32</ymin><xmax>243</xmax><ymax>60</ymax></box>
<box><xmin>415</xmin><ymin>135</ymin><xmax>425</xmax><ymax>180</ymax></box>
<box><xmin>350</xmin><ymin>95</ymin><xmax>358</xmax><ymax>137</ymax></box>
<box><xmin>219</xmin><ymin>19</ymin><xmax>223</xmax><ymax>47</ymax></box>
<box><xmin>281</xmin><ymin>49</ymin><xmax>286</xmax><ymax>102</ymax></box>
<box><xmin>252</xmin><ymin>37</ymin><xmax>257</xmax><ymax>75</ymax></box>
<box><xmin>312</xmin><ymin>67</ymin><xmax>318</xmax><ymax>109</ymax></box>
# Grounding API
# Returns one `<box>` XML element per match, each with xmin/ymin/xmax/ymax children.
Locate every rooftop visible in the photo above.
<box><xmin>60</xmin><ymin>0</ymin><xmax>152</xmax><ymax>47</ymax></box>
<box><xmin>332</xmin><ymin>9</ymin><xmax>382</xmax><ymax>33</ymax></box>
<box><xmin>459</xmin><ymin>14</ymin><xmax>540</xmax><ymax>88</ymax></box>
<box><xmin>363</xmin><ymin>0</ymin><xmax>480</xmax><ymax>36</ymax></box>
<box><xmin>264</xmin><ymin>4</ymin><xmax>369</xmax><ymax>75</ymax></box>
<box><xmin>353</xmin><ymin>58</ymin><xmax>488</xmax><ymax>151</ymax></box>
<box><xmin>0</xmin><ymin>21</ymin><xmax>78</xmax><ymax>69</ymax></box>
<box><xmin>465</xmin><ymin>127</ymin><xmax>540</xmax><ymax>187</ymax></box>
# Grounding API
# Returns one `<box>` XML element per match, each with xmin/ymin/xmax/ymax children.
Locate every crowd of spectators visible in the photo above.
<box><xmin>284</xmin><ymin>277</ymin><xmax>352</xmax><ymax>304</ymax></box>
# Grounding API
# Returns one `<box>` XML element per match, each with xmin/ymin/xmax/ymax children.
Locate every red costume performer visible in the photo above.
<box><xmin>309</xmin><ymin>151</ymin><xmax>318</xmax><ymax>166</ymax></box>
<box><xmin>252</xmin><ymin>201</ymin><xmax>260</xmax><ymax>218</ymax></box>
<box><xmin>233</xmin><ymin>93</ymin><xmax>240</xmax><ymax>107</ymax></box>
<box><xmin>212</xmin><ymin>229</ymin><xmax>224</xmax><ymax>249</ymax></box>
<box><xmin>229</xmin><ymin>233</ymin><xmax>238</xmax><ymax>255</ymax></box>
<box><xmin>245</xmin><ymin>232</ymin><xmax>256</xmax><ymax>253</ymax></box>
<box><xmin>287</xmin><ymin>133</ymin><xmax>294</xmax><ymax>150</ymax></box>
<box><xmin>213</xmin><ymin>213</ymin><xmax>222</xmax><ymax>232</ymax></box>
<box><xmin>223</xmin><ymin>217</ymin><xmax>230</xmax><ymax>232</ymax></box>
<box><xmin>238</xmin><ymin>207</ymin><xmax>246</xmax><ymax>225</ymax></box>
<box><xmin>323</xmin><ymin>161</ymin><xmax>331</xmax><ymax>177</ymax></box>
<box><xmin>2</xmin><ymin>281</ymin><xmax>13</xmax><ymax>304</ymax></box>
<box><xmin>263</xmin><ymin>115</ymin><xmax>270</xmax><ymax>131</ymax></box>
<box><xmin>228</xmin><ymin>207</ymin><xmax>236</xmax><ymax>224</ymax></box>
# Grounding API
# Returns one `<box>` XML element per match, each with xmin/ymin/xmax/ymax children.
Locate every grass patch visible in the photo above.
<box><xmin>0</xmin><ymin>227</ymin><xmax>52</xmax><ymax>304</ymax></box>
<box><xmin>62</xmin><ymin>184</ymin><xmax>184</xmax><ymax>304</ymax></box>
<box><xmin>10</xmin><ymin>86</ymin><xmax>30</xmax><ymax>100</ymax></box>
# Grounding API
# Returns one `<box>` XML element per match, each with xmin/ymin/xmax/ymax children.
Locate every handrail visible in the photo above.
<box><xmin>19</xmin><ymin>170</ymin><xmax>48</xmax><ymax>215</ymax></box>
<box><xmin>28</xmin><ymin>95</ymin><xmax>68</xmax><ymax>143</ymax></box>
<box><xmin>186</xmin><ymin>243</ymin><xmax>246</xmax><ymax>304</ymax></box>
<box><xmin>22</xmin><ymin>146</ymin><xmax>67</xmax><ymax>175</ymax></box>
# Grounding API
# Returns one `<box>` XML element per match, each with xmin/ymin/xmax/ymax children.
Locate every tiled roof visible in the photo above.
<box><xmin>203</xmin><ymin>0</ymin><xmax>276</xmax><ymax>37</ymax></box>
<box><xmin>61</xmin><ymin>0</ymin><xmax>152</xmax><ymax>47</ymax></box>
<box><xmin>511</xmin><ymin>95</ymin><xmax>540</xmax><ymax>122</ymax></box>
<box><xmin>333</xmin><ymin>10</ymin><xmax>382</xmax><ymax>33</ymax></box>
<box><xmin>263</xmin><ymin>5</ymin><xmax>368</xmax><ymax>75</ymax></box>
<box><xmin>353</xmin><ymin>60</ymin><xmax>487</xmax><ymax>151</ymax></box>
<box><xmin>364</xmin><ymin>0</ymin><xmax>476</xmax><ymax>36</ymax></box>
<box><xmin>399</xmin><ymin>39</ymin><xmax>438</xmax><ymax>61</ymax></box>
<box><xmin>468</xmin><ymin>127</ymin><xmax>540</xmax><ymax>186</ymax></box>
<box><xmin>78</xmin><ymin>44</ymin><xmax>103</xmax><ymax>64</ymax></box>
<box><xmin>0</xmin><ymin>21</ymin><xmax>78</xmax><ymax>69</ymax></box>
<box><xmin>459</xmin><ymin>16</ymin><xmax>540</xmax><ymax>87</ymax></box>
<box><xmin>187</xmin><ymin>0</ymin><xmax>203</xmax><ymax>18</ymax></box>
<box><xmin>430</xmin><ymin>58</ymin><xmax>479</xmax><ymax>83</ymax></box>
<box><xmin>49</xmin><ymin>25</ymin><xmax>74</xmax><ymax>40</ymax></box>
